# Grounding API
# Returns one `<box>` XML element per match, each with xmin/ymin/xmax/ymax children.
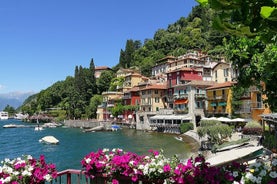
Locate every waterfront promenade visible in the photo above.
<box><xmin>184</xmin><ymin>130</ymin><xmax>264</xmax><ymax>166</ymax></box>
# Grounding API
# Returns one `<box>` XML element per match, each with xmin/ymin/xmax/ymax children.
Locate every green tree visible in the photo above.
<box><xmin>3</xmin><ymin>105</ymin><xmax>16</xmax><ymax>116</ymax></box>
<box><xmin>97</xmin><ymin>70</ymin><xmax>115</xmax><ymax>94</ymax></box>
<box><xmin>197</xmin><ymin>120</ymin><xmax>232</xmax><ymax>144</ymax></box>
<box><xmin>196</xmin><ymin>0</ymin><xmax>277</xmax><ymax>44</ymax></box>
<box><xmin>86</xmin><ymin>95</ymin><xmax>103</xmax><ymax>119</ymax></box>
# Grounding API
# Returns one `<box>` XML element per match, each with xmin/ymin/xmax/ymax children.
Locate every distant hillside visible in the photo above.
<box><xmin>0</xmin><ymin>92</ymin><xmax>34</xmax><ymax>110</ymax></box>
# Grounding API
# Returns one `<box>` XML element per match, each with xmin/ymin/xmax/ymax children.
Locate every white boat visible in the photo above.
<box><xmin>174</xmin><ymin>136</ymin><xmax>183</xmax><ymax>141</ymax></box>
<box><xmin>39</xmin><ymin>136</ymin><xmax>59</xmax><ymax>144</ymax></box>
<box><xmin>0</xmin><ymin>111</ymin><xmax>9</xmax><ymax>120</ymax></box>
<box><xmin>34</xmin><ymin>126</ymin><xmax>44</xmax><ymax>131</ymax></box>
<box><xmin>3</xmin><ymin>124</ymin><xmax>17</xmax><ymax>128</ymax></box>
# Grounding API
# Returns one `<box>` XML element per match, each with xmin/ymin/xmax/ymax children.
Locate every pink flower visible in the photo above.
<box><xmin>163</xmin><ymin>164</ymin><xmax>171</xmax><ymax>172</ymax></box>
<box><xmin>112</xmin><ymin>179</ymin><xmax>119</xmax><ymax>184</ymax></box>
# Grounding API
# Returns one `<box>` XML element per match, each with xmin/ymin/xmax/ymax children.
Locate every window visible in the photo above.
<box><xmin>148</xmin><ymin>90</ymin><xmax>151</xmax><ymax>95</ymax></box>
<box><xmin>176</xmin><ymin>76</ymin><xmax>180</xmax><ymax>85</ymax></box>
<box><xmin>142</xmin><ymin>91</ymin><xmax>145</xmax><ymax>95</ymax></box>
<box><xmin>148</xmin><ymin>98</ymin><xmax>151</xmax><ymax>105</ymax></box>
<box><xmin>215</xmin><ymin>71</ymin><xmax>218</xmax><ymax>78</ymax></box>
<box><xmin>224</xmin><ymin>68</ymin><xmax>229</xmax><ymax>77</ymax></box>
<box><xmin>154</xmin><ymin>90</ymin><xmax>158</xmax><ymax>94</ymax></box>
<box><xmin>156</xmin><ymin>107</ymin><xmax>159</xmax><ymax>111</ymax></box>
<box><xmin>155</xmin><ymin>97</ymin><xmax>159</xmax><ymax>103</ymax></box>
<box><xmin>213</xmin><ymin>91</ymin><xmax>216</xmax><ymax>98</ymax></box>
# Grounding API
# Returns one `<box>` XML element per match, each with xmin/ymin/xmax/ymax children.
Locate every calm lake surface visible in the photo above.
<box><xmin>0</xmin><ymin>119</ymin><xmax>197</xmax><ymax>171</ymax></box>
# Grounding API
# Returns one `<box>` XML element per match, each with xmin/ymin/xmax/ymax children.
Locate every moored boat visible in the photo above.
<box><xmin>3</xmin><ymin>124</ymin><xmax>17</xmax><ymax>128</ymax></box>
<box><xmin>39</xmin><ymin>136</ymin><xmax>59</xmax><ymax>144</ymax></box>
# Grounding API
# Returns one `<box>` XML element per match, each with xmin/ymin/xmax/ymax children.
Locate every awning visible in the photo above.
<box><xmin>210</xmin><ymin>102</ymin><xmax>217</xmax><ymax>106</ymax></box>
<box><xmin>218</xmin><ymin>102</ymin><xmax>227</xmax><ymax>106</ymax></box>
<box><xmin>150</xmin><ymin>115</ymin><xmax>192</xmax><ymax>121</ymax></box>
<box><xmin>174</xmin><ymin>99</ymin><xmax>188</xmax><ymax>104</ymax></box>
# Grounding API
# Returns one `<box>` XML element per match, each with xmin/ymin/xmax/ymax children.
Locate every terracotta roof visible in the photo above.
<box><xmin>140</xmin><ymin>84</ymin><xmax>167</xmax><ymax>90</ymax></box>
<box><xmin>95</xmin><ymin>66</ymin><xmax>110</xmax><ymax>70</ymax></box>
<box><xmin>206</xmin><ymin>81</ymin><xmax>236</xmax><ymax>90</ymax></box>
<box><xmin>125</xmin><ymin>86</ymin><xmax>140</xmax><ymax>93</ymax></box>
<box><xmin>185</xmin><ymin>80</ymin><xmax>217</xmax><ymax>87</ymax></box>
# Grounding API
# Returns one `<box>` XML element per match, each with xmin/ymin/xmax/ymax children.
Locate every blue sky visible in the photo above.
<box><xmin>0</xmin><ymin>0</ymin><xmax>197</xmax><ymax>94</ymax></box>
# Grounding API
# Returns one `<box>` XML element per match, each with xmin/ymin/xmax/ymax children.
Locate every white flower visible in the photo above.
<box><xmin>259</xmin><ymin>169</ymin><xmax>266</xmax><ymax>177</ymax></box>
<box><xmin>43</xmin><ymin>174</ymin><xmax>52</xmax><ymax>182</ymax></box>
<box><xmin>4</xmin><ymin>176</ymin><xmax>11</xmax><ymax>183</ymax></box>
<box><xmin>27</xmin><ymin>155</ymin><xmax>33</xmax><ymax>160</ymax></box>
<box><xmin>129</xmin><ymin>160</ymin><xmax>134</xmax><ymax>166</ymax></box>
<box><xmin>103</xmin><ymin>148</ymin><xmax>109</xmax><ymax>153</ymax></box>
<box><xmin>269</xmin><ymin>171</ymin><xmax>277</xmax><ymax>178</ymax></box>
<box><xmin>13</xmin><ymin>171</ymin><xmax>20</xmax><ymax>176</ymax></box>
<box><xmin>272</xmin><ymin>159</ymin><xmax>277</xmax><ymax>166</ymax></box>
<box><xmin>256</xmin><ymin>176</ymin><xmax>262</xmax><ymax>184</ymax></box>
<box><xmin>22</xmin><ymin>170</ymin><xmax>32</xmax><ymax>176</ymax></box>
<box><xmin>233</xmin><ymin>171</ymin><xmax>238</xmax><ymax>177</ymax></box>
<box><xmin>85</xmin><ymin>158</ymin><xmax>91</xmax><ymax>164</ymax></box>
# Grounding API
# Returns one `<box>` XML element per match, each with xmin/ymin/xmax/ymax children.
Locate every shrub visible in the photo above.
<box><xmin>242</xmin><ymin>121</ymin><xmax>262</xmax><ymax>135</ymax></box>
<box><xmin>180</xmin><ymin>122</ymin><xmax>193</xmax><ymax>134</ymax></box>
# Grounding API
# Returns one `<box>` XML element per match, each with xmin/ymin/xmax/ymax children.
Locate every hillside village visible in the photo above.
<box><xmin>95</xmin><ymin>50</ymin><xmax>271</xmax><ymax>133</ymax></box>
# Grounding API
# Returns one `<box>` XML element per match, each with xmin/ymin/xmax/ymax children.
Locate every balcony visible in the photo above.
<box><xmin>174</xmin><ymin>108</ymin><xmax>188</xmax><ymax>114</ymax></box>
<box><xmin>195</xmin><ymin>93</ymin><xmax>206</xmax><ymax>99</ymax></box>
<box><xmin>211</xmin><ymin>95</ymin><xmax>227</xmax><ymax>100</ymax></box>
<box><xmin>122</xmin><ymin>94</ymin><xmax>131</xmax><ymax>99</ymax></box>
<box><xmin>251</xmin><ymin>102</ymin><xmax>264</xmax><ymax>109</ymax></box>
<box><xmin>173</xmin><ymin>93</ymin><xmax>188</xmax><ymax>100</ymax></box>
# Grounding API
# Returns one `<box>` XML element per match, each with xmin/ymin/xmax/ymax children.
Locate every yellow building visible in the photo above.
<box><xmin>122</xmin><ymin>72</ymin><xmax>148</xmax><ymax>92</ymax></box>
<box><xmin>249</xmin><ymin>84</ymin><xmax>271</xmax><ymax>121</ymax></box>
<box><xmin>139</xmin><ymin>83</ymin><xmax>167</xmax><ymax>112</ymax></box>
<box><xmin>206</xmin><ymin>82</ymin><xmax>235</xmax><ymax>117</ymax></box>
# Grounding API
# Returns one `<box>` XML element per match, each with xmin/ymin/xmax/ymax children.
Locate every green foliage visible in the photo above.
<box><xmin>231</xmin><ymin>85</ymin><xmax>249</xmax><ymax>115</ymax></box>
<box><xmin>263</xmin><ymin>131</ymin><xmax>277</xmax><ymax>150</ymax></box>
<box><xmin>86</xmin><ymin>95</ymin><xmax>103</xmax><ymax>119</ymax></box>
<box><xmin>97</xmin><ymin>70</ymin><xmax>115</xmax><ymax>94</ymax></box>
<box><xmin>109</xmin><ymin>77</ymin><xmax>124</xmax><ymax>91</ymax></box>
<box><xmin>180</xmin><ymin>122</ymin><xmax>194</xmax><ymax>134</ymax></box>
<box><xmin>3</xmin><ymin>105</ymin><xmax>16</xmax><ymax>116</ymax></box>
<box><xmin>242</xmin><ymin>121</ymin><xmax>263</xmax><ymax>135</ymax></box>
<box><xmin>197</xmin><ymin>120</ymin><xmax>232</xmax><ymax>144</ymax></box>
<box><xmin>197</xmin><ymin>0</ymin><xmax>277</xmax><ymax>44</ymax></box>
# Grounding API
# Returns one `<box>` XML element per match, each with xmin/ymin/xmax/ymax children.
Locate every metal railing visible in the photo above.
<box><xmin>54</xmin><ymin>169</ymin><xmax>90</xmax><ymax>184</ymax></box>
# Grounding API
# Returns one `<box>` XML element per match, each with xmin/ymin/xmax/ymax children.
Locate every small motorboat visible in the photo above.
<box><xmin>3</xmin><ymin>124</ymin><xmax>17</xmax><ymax>128</ymax></box>
<box><xmin>39</xmin><ymin>136</ymin><xmax>59</xmax><ymax>144</ymax></box>
<box><xmin>174</xmin><ymin>136</ymin><xmax>183</xmax><ymax>141</ymax></box>
<box><xmin>111</xmin><ymin>125</ymin><xmax>120</xmax><ymax>131</ymax></box>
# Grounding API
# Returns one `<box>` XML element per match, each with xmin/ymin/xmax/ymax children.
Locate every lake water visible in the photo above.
<box><xmin>0</xmin><ymin>119</ymin><xmax>198</xmax><ymax>171</ymax></box>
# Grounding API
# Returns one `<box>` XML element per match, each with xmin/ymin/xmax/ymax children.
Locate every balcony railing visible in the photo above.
<box><xmin>55</xmin><ymin>169</ymin><xmax>89</xmax><ymax>184</ymax></box>
<box><xmin>194</xmin><ymin>93</ymin><xmax>206</xmax><ymax>99</ymax></box>
<box><xmin>173</xmin><ymin>94</ymin><xmax>188</xmax><ymax>100</ymax></box>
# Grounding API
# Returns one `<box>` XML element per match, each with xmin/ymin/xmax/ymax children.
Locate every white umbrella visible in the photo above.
<box><xmin>217</xmin><ymin>117</ymin><xmax>232</xmax><ymax>122</ymax></box>
<box><xmin>128</xmin><ymin>114</ymin><xmax>133</xmax><ymax>119</ymax></box>
<box><xmin>231</xmin><ymin>118</ymin><xmax>247</xmax><ymax>122</ymax></box>
<box><xmin>202</xmin><ymin>117</ymin><xmax>218</xmax><ymax>121</ymax></box>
